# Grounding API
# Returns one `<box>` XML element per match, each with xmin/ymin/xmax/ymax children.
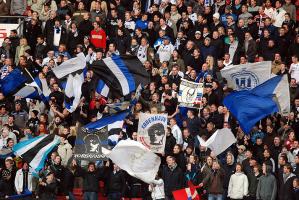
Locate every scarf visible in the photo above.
<box><xmin>169</xmin><ymin>163</ymin><xmax>178</xmax><ymax>171</ymax></box>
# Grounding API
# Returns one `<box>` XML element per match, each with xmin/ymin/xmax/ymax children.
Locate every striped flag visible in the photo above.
<box><xmin>91</xmin><ymin>55</ymin><xmax>150</xmax><ymax>96</ymax></box>
<box><xmin>52</xmin><ymin>53</ymin><xmax>86</xmax><ymax>113</ymax></box>
<box><xmin>13</xmin><ymin>134</ymin><xmax>60</xmax><ymax>172</ymax></box>
<box><xmin>107</xmin><ymin>102</ymin><xmax>130</xmax><ymax>114</ymax></box>
<box><xmin>84</xmin><ymin>110</ymin><xmax>129</xmax><ymax>131</ymax></box>
<box><xmin>96</xmin><ymin>79</ymin><xmax>110</xmax><ymax>97</ymax></box>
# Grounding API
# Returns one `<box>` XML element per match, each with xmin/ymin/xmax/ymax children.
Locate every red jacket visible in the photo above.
<box><xmin>90</xmin><ymin>28</ymin><xmax>106</xmax><ymax>49</ymax></box>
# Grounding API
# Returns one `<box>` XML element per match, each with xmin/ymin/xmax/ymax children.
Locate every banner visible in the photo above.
<box><xmin>137</xmin><ymin>113</ymin><xmax>167</xmax><ymax>154</ymax></box>
<box><xmin>220</xmin><ymin>61</ymin><xmax>271</xmax><ymax>90</ymax></box>
<box><xmin>178</xmin><ymin>78</ymin><xmax>203</xmax><ymax>107</ymax></box>
<box><xmin>74</xmin><ymin>128</ymin><xmax>109</xmax><ymax>161</ymax></box>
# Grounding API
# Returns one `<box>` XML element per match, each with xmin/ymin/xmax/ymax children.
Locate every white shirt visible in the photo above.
<box><xmin>273</xmin><ymin>8</ymin><xmax>286</xmax><ymax>27</ymax></box>
<box><xmin>149</xmin><ymin>179</ymin><xmax>165</xmax><ymax>200</ymax></box>
<box><xmin>264</xmin><ymin>7</ymin><xmax>275</xmax><ymax>19</ymax></box>
<box><xmin>189</xmin><ymin>13</ymin><xmax>198</xmax><ymax>24</ymax></box>
<box><xmin>157</xmin><ymin>43</ymin><xmax>174</xmax><ymax>62</ymax></box>
<box><xmin>53</xmin><ymin>26</ymin><xmax>62</xmax><ymax>47</ymax></box>
<box><xmin>171</xmin><ymin>124</ymin><xmax>183</xmax><ymax>145</ymax></box>
<box><xmin>289</xmin><ymin>62</ymin><xmax>299</xmax><ymax>83</ymax></box>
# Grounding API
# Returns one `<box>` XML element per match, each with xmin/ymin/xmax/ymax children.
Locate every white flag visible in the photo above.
<box><xmin>221</xmin><ymin>61</ymin><xmax>271</xmax><ymax>90</ymax></box>
<box><xmin>103</xmin><ymin>140</ymin><xmax>161</xmax><ymax>184</ymax></box>
<box><xmin>197</xmin><ymin>128</ymin><xmax>236</xmax><ymax>156</ymax></box>
<box><xmin>52</xmin><ymin>53</ymin><xmax>86</xmax><ymax>79</ymax></box>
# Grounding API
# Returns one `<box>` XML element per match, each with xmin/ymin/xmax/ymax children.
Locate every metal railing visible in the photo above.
<box><xmin>0</xmin><ymin>15</ymin><xmax>26</xmax><ymax>36</ymax></box>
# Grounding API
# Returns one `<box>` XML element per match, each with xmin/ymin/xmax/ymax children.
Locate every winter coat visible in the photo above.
<box><xmin>228</xmin><ymin>172</ymin><xmax>249</xmax><ymax>199</ymax></box>
<box><xmin>162</xmin><ymin>165</ymin><xmax>185</xmax><ymax>196</ymax></box>
<box><xmin>256</xmin><ymin>171</ymin><xmax>277</xmax><ymax>200</ymax></box>
<box><xmin>246</xmin><ymin>168</ymin><xmax>261</xmax><ymax>197</ymax></box>
<box><xmin>203</xmin><ymin>168</ymin><xmax>225</xmax><ymax>194</ymax></box>
<box><xmin>74</xmin><ymin>166</ymin><xmax>105</xmax><ymax>192</ymax></box>
<box><xmin>14</xmin><ymin>169</ymin><xmax>34</xmax><ymax>192</ymax></box>
<box><xmin>57</xmin><ymin>141</ymin><xmax>72</xmax><ymax>167</ymax></box>
<box><xmin>38</xmin><ymin>181</ymin><xmax>57</xmax><ymax>200</ymax></box>
<box><xmin>279</xmin><ymin>173</ymin><xmax>296</xmax><ymax>200</ymax></box>
<box><xmin>105</xmin><ymin>169</ymin><xmax>126</xmax><ymax>196</ymax></box>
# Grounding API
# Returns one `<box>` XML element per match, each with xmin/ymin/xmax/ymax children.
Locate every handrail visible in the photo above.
<box><xmin>0</xmin><ymin>16</ymin><xmax>27</xmax><ymax>18</ymax></box>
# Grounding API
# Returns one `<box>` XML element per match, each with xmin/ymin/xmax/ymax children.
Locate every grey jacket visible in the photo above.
<box><xmin>256</xmin><ymin>173</ymin><xmax>277</xmax><ymax>200</ymax></box>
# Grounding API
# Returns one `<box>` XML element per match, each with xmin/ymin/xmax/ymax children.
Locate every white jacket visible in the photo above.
<box><xmin>57</xmin><ymin>141</ymin><xmax>73</xmax><ymax>167</ymax></box>
<box><xmin>14</xmin><ymin>169</ymin><xmax>34</xmax><ymax>192</ymax></box>
<box><xmin>149</xmin><ymin>179</ymin><xmax>165</xmax><ymax>200</ymax></box>
<box><xmin>171</xmin><ymin>125</ymin><xmax>183</xmax><ymax>145</ymax></box>
<box><xmin>228</xmin><ymin>172</ymin><xmax>248</xmax><ymax>199</ymax></box>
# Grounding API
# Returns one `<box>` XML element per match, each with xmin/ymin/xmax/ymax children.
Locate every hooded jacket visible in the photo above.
<box><xmin>256</xmin><ymin>165</ymin><xmax>277</xmax><ymax>200</ymax></box>
<box><xmin>228</xmin><ymin>172</ymin><xmax>249</xmax><ymax>199</ymax></box>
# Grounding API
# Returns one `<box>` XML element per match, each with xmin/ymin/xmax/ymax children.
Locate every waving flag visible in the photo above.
<box><xmin>0</xmin><ymin>68</ymin><xmax>28</xmax><ymax>96</ymax></box>
<box><xmin>224</xmin><ymin>75</ymin><xmax>290</xmax><ymax>133</ymax></box>
<box><xmin>92</xmin><ymin>55</ymin><xmax>150</xmax><ymax>96</ymax></box>
<box><xmin>96</xmin><ymin>79</ymin><xmax>110</xmax><ymax>97</ymax></box>
<box><xmin>197</xmin><ymin>128</ymin><xmax>236</xmax><ymax>156</ymax></box>
<box><xmin>13</xmin><ymin>134</ymin><xmax>60</xmax><ymax>173</ymax></box>
<box><xmin>102</xmin><ymin>140</ymin><xmax>161</xmax><ymax>184</ymax></box>
<box><xmin>221</xmin><ymin>61</ymin><xmax>271</xmax><ymax>90</ymax></box>
<box><xmin>84</xmin><ymin>110</ymin><xmax>129</xmax><ymax>131</ymax></box>
<box><xmin>52</xmin><ymin>53</ymin><xmax>86</xmax><ymax>113</ymax></box>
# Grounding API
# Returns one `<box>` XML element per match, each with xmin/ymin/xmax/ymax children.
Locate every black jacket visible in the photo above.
<box><xmin>279</xmin><ymin>174</ymin><xmax>297</xmax><ymax>200</ymax></box>
<box><xmin>46</xmin><ymin>26</ymin><xmax>68</xmax><ymax>50</ymax></box>
<box><xmin>75</xmin><ymin>166</ymin><xmax>105</xmax><ymax>192</ymax></box>
<box><xmin>105</xmin><ymin>169</ymin><xmax>127</xmax><ymax>196</ymax></box>
<box><xmin>162</xmin><ymin>165</ymin><xmax>185</xmax><ymax>196</ymax></box>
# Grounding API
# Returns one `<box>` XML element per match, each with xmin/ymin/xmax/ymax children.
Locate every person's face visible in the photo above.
<box><xmin>172</xmin><ymin>67</ymin><xmax>178</xmax><ymax>75</ymax></box>
<box><xmin>226</xmin><ymin>155</ymin><xmax>233</xmax><ymax>164</ymax></box>
<box><xmin>275</xmin><ymin>1</ymin><xmax>281</xmax><ymax>8</ymax></box>
<box><xmin>7</xmin><ymin>140</ymin><xmax>14</xmax><ymax>147</ymax></box>
<box><xmin>283</xmin><ymin>166</ymin><xmax>290</xmax><ymax>174</ymax></box>
<box><xmin>263</xmin><ymin>150</ymin><xmax>270</xmax><ymax>158</ymax></box>
<box><xmin>173</xmin><ymin>145</ymin><xmax>180</xmax><ymax>154</ymax></box>
<box><xmin>166</xmin><ymin>157</ymin><xmax>175</xmax><ymax>167</ymax></box>
<box><xmin>54</xmin><ymin>21</ymin><xmax>60</xmax><ymax>27</ymax></box>
<box><xmin>88</xmin><ymin>164</ymin><xmax>95</xmax><ymax>172</ymax></box>
<box><xmin>54</xmin><ymin>156</ymin><xmax>61</xmax><ymax>164</ymax></box>
<box><xmin>15</xmin><ymin>104</ymin><xmax>21</xmax><ymax>111</ymax></box>
<box><xmin>109</xmin><ymin>44</ymin><xmax>115</xmax><ymax>52</ymax></box>
<box><xmin>23</xmin><ymin>163</ymin><xmax>29</xmax><ymax>170</ymax></box>
<box><xmin>274</xmin><ymin>137</ymin><xmax>280</xmax><ymax>145</ymax></box>
<box><xmin>278</xmin><ymin>156</ymin><xmax>285</xmax><ymax>165</ymax></box>
<box><xmin>5</xmin><ymin>161</ymin><xmax>13</xmax><ymax>169</ymax></box>
<box><xmin>132</xmin><ymin>132</ymin><xmax>138</xmax><ymax>140</ymax></box>
<box><xmin>1</xmin><ymin>128</ymin><xmax>9</xmax><ymax>138</ymax></box>
<box><xmin>93</xmin><ymin>22</ymin><xmax>99</xmax><ymax>29</ymax></box>
<box><xmin>236</xmin><ymin>165</ymin><xmax>242</xmax><ymax>172</ymax></box>
<box><xmin>206</xmin><ymin>157</ymin><xmax>213</xmax><ymax>165</ymax></box>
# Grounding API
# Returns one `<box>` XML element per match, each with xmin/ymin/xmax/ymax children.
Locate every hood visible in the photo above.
<box><xmin>265</xmin><ymin>164</ymin><xmax>273</xmax><ymax>175</ymax></box>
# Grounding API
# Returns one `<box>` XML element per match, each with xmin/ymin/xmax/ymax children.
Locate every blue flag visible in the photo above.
<box><xmin>223</xmin><ymin>75</ymin><xmax>290</xmax><ymax>134</ymax></box>
<box><xmin>0</xmin><ymin>68</ymin><xmax>27</xmax><ymax>96</ymax></box>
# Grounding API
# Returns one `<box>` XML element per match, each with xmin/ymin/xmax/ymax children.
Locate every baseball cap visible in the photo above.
<box><xmin>195</xmin><ymin>31</ymin><xmax>201</xmax><ymax>35</ymax></box>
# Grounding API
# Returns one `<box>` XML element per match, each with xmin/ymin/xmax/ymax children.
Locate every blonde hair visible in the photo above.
<box><xmin>206</xmin><ymin>55</ymin><xmax>214</xmax><ymax>71</ymax></box>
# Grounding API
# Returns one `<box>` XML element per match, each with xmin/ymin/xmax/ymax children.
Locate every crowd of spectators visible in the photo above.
<box><xmin>0</xmin><ymin>0</ymin><xmax>298</xmax><ymax>200</ymax></box>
